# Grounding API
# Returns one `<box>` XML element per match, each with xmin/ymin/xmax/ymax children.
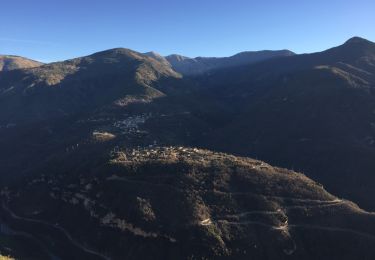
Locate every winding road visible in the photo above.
<box><xmin>1</xmin><ymin>201</ymin><xmax>111</xmax><ymax>260</ymax></box>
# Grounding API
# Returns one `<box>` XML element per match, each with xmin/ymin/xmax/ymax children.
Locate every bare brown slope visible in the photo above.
<box><xmin>0</xmin><ymin>55</ymin><xmax>43</xmax><ymax>71</ymax></box>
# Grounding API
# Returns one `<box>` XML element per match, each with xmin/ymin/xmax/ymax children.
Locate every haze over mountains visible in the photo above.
<box><xmin>1</xmin><ymin>37</ymin><xmax>375</xmax><ymax>259</ymax></box>
<box><xmin>150</xmin><ymin>49</ymin><xmax>295</xmax><ymax>75</ymax></box>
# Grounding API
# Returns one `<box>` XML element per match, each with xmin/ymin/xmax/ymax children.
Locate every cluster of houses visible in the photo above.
<box><xmin>111</xmin><ymin>146</ymin><xmax>233</xmax><ymax>165</ymax></box>
<box><xmin>109</xmin><ymin>146</ymin><xmax>271</xmax><ymax>173</ymax></box>
<box><xmin>112</xmin><ymin>113</ymin><xmax>151</xmax><ymax>135</ymax></box>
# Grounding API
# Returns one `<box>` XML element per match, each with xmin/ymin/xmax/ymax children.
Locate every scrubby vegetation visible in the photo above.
<box><xmin>2</xmin><ymin>145</ymin><xmax>375</xmax><ymax>259</ymax></box>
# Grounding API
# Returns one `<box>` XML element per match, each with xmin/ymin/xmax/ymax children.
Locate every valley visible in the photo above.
<box><xmin>1</xmin><ymin>37</ymin><xmax>375</xmax><ymax>259</ymax></box>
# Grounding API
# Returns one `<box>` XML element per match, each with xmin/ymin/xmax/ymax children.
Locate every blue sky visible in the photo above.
<box><xmin>1</xmin><ymin>0</ymin><xmax>374</xmax><ymax>62</ymax></box>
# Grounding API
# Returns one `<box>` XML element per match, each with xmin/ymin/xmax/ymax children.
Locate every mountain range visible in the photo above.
<box><xmin>164</xmin><ymin>49</ymin><xmax>295</xmax><ymax>75</ymax></box>
<box><xmin>143</xmin><ymin>49</ymin><xmax>295</xmax><ymax>76</ymax></box>
<box><xmin>1</xmin><ymin>37</ymin><xmax>375</xmax><ymax>259</ymax></box>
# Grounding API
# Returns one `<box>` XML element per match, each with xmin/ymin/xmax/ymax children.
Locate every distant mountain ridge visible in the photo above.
<box><xmin>143</xmin><ymin>49</ymin><xmax>295</xmax><ymax>75</ymax></box>
<box><xmin>164</xmin><ymin>49</ymin><xmax>295</xmax><ymax>75</ymax></box>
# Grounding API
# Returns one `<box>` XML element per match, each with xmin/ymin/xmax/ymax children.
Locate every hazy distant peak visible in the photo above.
<box><xmin>143</xmin><ymin>51</ymin><xmax>171</xmax><ymax>67</ymax></box>
<box><xmin>143</xmin><ymin>51</ymin><xmax>162</xmax><ymax>57</ymax></box>
<box><xmin>165</xmin><ymin>50</ymin><xmax>295</xmax><ymax>75</ymax></box>
<box><xmin>231</xmin><ymin>49</ymin><xmax>295</xmax><ymax>58</ymax></box>
<box><xmin>165</xmin><ymin>54</ymin><xmax>191</xmax><ymax>62</ymax></box>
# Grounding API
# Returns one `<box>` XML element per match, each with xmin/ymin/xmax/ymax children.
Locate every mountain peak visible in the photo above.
<box><xmin>90</xmin><ymin>48</ymin><xmax>138</xmax><ymax>58</ymax></box>
<box><xmin>143</xmin><ymin>51</ymin><xmax>171</xmax><ymax>67</ymax></box>
<box><xmin>143</xmin><ymin>51</ymin><xmax>161</xmax><ymax>57</ymax></box>
<box><xmin>165</xmin><ymin>54</ymin><xmax>191</xmax><ymax>62</ymax></box>
<box><xmin>344</xmin><ymin>36</ymin><xmax>373</xmax><ymax>45</ymax></box>
<box><xmin>322</xmin><ymin>36</ymin><xmax>375</xmax><ymax>61</ymax></box>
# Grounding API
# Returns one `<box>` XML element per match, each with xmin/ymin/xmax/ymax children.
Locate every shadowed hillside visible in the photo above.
<box><xmin>0</xmin><ymin>48</ymin><xmax>180</xmax><ymax>124</ymax></box>
<box><xmin>183</xmin><ymin>37</ymin><xmax>375</xmax><ymax>210</ymax></box>
<box><xmin>2</xmin><ymin>146</ymin><xmax>375</xmax><ymax>259</ymax></box>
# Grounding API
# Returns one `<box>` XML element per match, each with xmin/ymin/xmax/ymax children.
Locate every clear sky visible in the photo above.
<box><xmin>1</xmin><ymin>0</ymin><xmax>374</xmax><ymax>62</ymax></box>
